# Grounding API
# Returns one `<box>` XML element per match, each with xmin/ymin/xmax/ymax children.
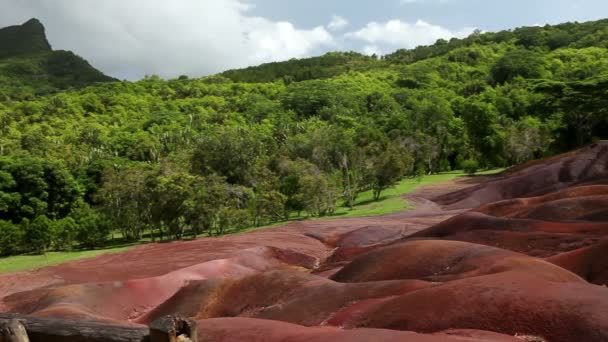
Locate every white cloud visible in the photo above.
<box><xmin>346</xmin><ymin>19</ymin><xmax>475</xmax><ymax>55</ymax></box>
<box><xmin>0</xmin><ymin>0</ymin><xmax>335</xmax><ymax>80</ymax></box>
<box><xmin>245</xmin><ymin>19</ymin><xmax>333</xmax><ymax>62</ymax></box>
<box><xmin>362</xmin><ymin>45</ymin><xmax>382</xmax><ymax>56</ymax></box>
<box><xmin>328</xmin><ymin>15</ymin><xmax>349</xmax><ymax>31</ymax></box>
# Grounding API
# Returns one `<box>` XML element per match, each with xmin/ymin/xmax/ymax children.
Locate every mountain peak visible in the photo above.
<box><xmin>0</xmin><ymin>18</ymin><xmax>116</xmax><ymax>89</ymax></box>
<box><xmin>23</xmin><ymin>18</ymin><xmax>44</xmax><ymax>29</ymax></box>
<box><xmin>0</xmin><ymin>17</ymin><xmax>52</xmax><ymax>59</ymax></box>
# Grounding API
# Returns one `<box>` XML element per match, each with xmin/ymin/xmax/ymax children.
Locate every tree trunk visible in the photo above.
<box><xmin>373</xmin><ymin>188</ymin><xmax>382</xmax><ymax>201</ymax></box>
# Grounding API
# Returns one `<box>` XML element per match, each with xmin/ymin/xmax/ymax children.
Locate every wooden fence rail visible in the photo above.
<box><xmin>0</xmin><ymin>314</ymin><xmax>197</xmax><ymax>342</ymax></box>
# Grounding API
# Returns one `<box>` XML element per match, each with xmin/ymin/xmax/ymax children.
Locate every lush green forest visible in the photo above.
<box><xmin>0</xmin><ymin>18</ymin><xmax>607</xmax><ymax>256</ymax></box>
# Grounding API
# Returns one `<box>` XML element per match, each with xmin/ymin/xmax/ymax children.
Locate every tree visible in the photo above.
<box><xmin>277</xmin><ymin>159</ymin><xmax>337</xmax><ymax>217</ymax></box>
<box><xmin>535</xmin><ymin>78</ymin><xmax>608</xmax><ymax>147</ymax></box>
<box><xmin>23</xmin><ymin>215</ymin><xmax>52</xmax><ymax>254</ymax></box>
<box><xmin>148</xmin><ymin>170</ymin><xmax>201</xmax><ymax>240</ymax></box>
<box><xmin>504</xmin><ymin>116</ymin><xmax>549</xmax><ymax>164</ymax></box>
<box><xmin>250</xmin><ymin>167</ymin><xmax>286</xmax><ymax>226</ymax></box>
<box><xmin>492</xmin><ymin>49</ymin><xmax>546</xmax><ymax>84</ymax></box>
<box><xmin>280</xmin><ymin>173</ymin><xmax>305</xmax><ymax>217</ymax></box>
<box><xmin>455</xmin><ymin>97</ymin><xmax>505</xmax><ymax>166</ymax></box>
<box><xmin>51</xmin><ymin>216</ymin><xmax>78</xmax><ymax>250</ymax></box>
<box><xmin>0</xmin><ymin>157</ymin><xmax>81</xmax><ymax>223</ymax></box>
<box><xmin>183</xmin><ymin>174</ymin><xmax>230</xmax><ymax>236</ymax></box>
<box><xmin>0</xmin><ymin>220</ymin><xmax>22</xmax><ymax>256</ymax></box>
<box><xmin>72</xmin><ymin>204</ymin><xmax>110</xmax><ymax>248</ymax></box>
<box><xmin>299</xmin><ymin>170</ymin><xmax>337</xmax><ymax>216</ymax></box>
<box><xmin>191</xmin><ymin>126</ymin><xmax>265</xmax><ymax>185</ymax></box>
<box><xmin>98</xmin><ymin>165</ymin><xmax>153</xmax><ymax>241</ymax></box>
<box><xmin>370</xmin><ymin>142</ymin><xmax>413</xmax><ymax>201</ymax></box>
<box><xmin>281</xmin><ymin>80</ymin><xmax>360</xmax><ymax>118</ymax></box>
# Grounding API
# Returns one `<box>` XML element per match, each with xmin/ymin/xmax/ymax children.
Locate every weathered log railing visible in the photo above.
<box><xmin>0</xmin><ymin>314</ymin><xmax>197</xmax><ymax>342</ymax></box>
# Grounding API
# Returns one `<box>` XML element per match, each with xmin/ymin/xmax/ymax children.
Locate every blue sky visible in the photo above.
<box><xmin>251</xmin><ymin>0</ymin><xmax>608</xmax><ymax>32</ymax></box>
<box><xmin>2</xmin><ymin>0</ymin><xmax>607</xmax><ymax>80</ymax></box>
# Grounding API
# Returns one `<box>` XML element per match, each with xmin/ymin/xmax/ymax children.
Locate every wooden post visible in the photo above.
<box><xmin>0</xmin><ymin>319</ymin><xmax>29</xmax><ymax>342</ymax></box>
<box><xmin>149</xmin><ymin>316</ymin><xmax>197</xmax><ymax>342</ymax></box>
<box><xmin>0</xmin><ymin>313</ymin><xmax>197</xmax><ymax>342</ymax></box>
<box><xmin>0</xmin><ymin>314</ymin><xmax>149</xmax><ymax>342</ymax></box>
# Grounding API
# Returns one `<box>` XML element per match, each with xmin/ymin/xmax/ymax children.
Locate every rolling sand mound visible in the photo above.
<box><xmin>138</xmin><ymin>270</ymin><xmax>433</xmax><ymax>326</ymax></box>
<box><xmin>2</xmin><ymin>247</ymin><xmax>315</xmax><ymax>322</ymax></box>
<box><xmin>434</xmin><ymin>142</ymin><xmax>608</xmax><ymax>209</ymax></box>
<box><xmin>410</xmin><ymin>211</ymin><xmax>608</xmax><ymax>256</ymax></box>
<box><xmin>338</xmin><ymin>272</ymin><xmax>608</xmax><ymax>341</ymax></box>
<box><xmin>474</xmin><ymin>185</ymin><xmax>608</xmax><ymax>218</ymax></box>
<box><xmin>331</xmin><ymin>240</ymin><xmax>584</xmax><ymax>283</ymax></box>
<box><xmin>1</xmin><ymin>143</ymin><xmax>608</xmax><ymax>341</ymax></box>
<box><xmin>197</xmin><ymin>318</ymin><xmax>522</xmax><ymax>342</ymax></box>
<box><xmin>547</xmin><ymin>239</ymin><xmax>608</xmax><ymax>285</ymax></box>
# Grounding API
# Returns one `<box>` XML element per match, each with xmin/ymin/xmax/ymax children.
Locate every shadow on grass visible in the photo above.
<box><xmin>350</xmin><ymin>196</ymin><xmax>390</xmax><ymax>207</ymax></box>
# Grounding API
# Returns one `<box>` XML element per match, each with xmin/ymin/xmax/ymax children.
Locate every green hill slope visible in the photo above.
<box><xmin>0</xmin><ymin>17</ymin><xmax>606</xmax><ymax>257</ymax></box>
<box><xmin>0</xmin><ymin>18</ymin><xmax>116</xmax><ymax>95</ymax></box>
<box><xmin>221</xmin><ymin>51</ymin><xmax>381</xmax><ymax>83</ymax></box>
<box><xmin>221</xmin><ymin>19</ymin><xmax>608</xmax><ymax>84</ymax></box>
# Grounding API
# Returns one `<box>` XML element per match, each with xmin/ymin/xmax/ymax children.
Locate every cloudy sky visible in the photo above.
<box><xmin>1</xmin><ymin>0</ymin><xmax>607</xmax><ymax>80</ymax></box>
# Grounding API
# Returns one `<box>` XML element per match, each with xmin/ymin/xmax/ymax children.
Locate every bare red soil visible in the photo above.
<box><xmin>198</xmin><ymin>318</ymin><xmax>523</xmax><ymax>342</ymax></box>
<box><xmin>1</xmin><ymin>142</ymin><xmax>608</xmax><ymax>341</ymax></box>
<box><xmin>547</xmin><ymin>239</ymin><xmax>608</xmax><ymax>285</ymax></box>
<box><xmin>434</xmin><ymin>142</ymin><xmax>608</xmax><ymax>209</ymax></box>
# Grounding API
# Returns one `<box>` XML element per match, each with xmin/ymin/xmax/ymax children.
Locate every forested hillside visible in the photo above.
<box><xmin>0</xmin><ymin>18</ymin><xmax>607</xmax><ymax>256</ymax></box>
<box><xmin>0</xmin><ymin>18</ymin><xmax>115</xmax><ymax>98</ymax></box>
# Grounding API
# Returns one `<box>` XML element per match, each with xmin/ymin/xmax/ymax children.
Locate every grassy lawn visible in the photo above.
<box><xmin>324</xmin><ymin>168</ymin><xmax>504</xmax><ymax>219</ymax></box>
<box><xmin>329</xmin><ymin>170</ymin><xmax>469</xmax><ymax>218</ymax></box>
<box><xmin>0</xmin><ymin>246</ymin><xmax>131</xmax><ymax>273</ymax></box>
<box><xmin>232</xmin><ymin>169</ymin><xmax>503</xmax><ymax>232</ymax></box>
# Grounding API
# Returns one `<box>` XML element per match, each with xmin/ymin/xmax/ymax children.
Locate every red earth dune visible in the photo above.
<box><xmin>197</xmin><ymin>318</ymin><xmax>523</xmax><ymax>342</ymax></box>
<box><xmin>1</xmin><ymin>142</ymin><xmax>608</xmax><ymax>341</ymax></box>
<box><xmin>330</xmin><ymin>240</ymin><xmax>584</xmax><ymax>283</ymax></box>
<box><xmin>434</xmin><ymin>142</ymin><xmax>608</xmax><ymax>209</ymax></box>
<box><xmin>547</xmin><ymin>239</ymin><xmax>608</xmax><ymax>285</ymax></box>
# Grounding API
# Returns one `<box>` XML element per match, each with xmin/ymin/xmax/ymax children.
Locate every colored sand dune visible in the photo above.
<box><xmin>1</xmin><ymin>142</ymin><xmax>608</xmax><ymax>341</ymax></box>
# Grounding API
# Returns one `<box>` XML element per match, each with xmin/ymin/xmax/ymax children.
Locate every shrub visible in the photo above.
<box><xmin>23</xmin><ymin>215</ymin><xmax>52</xmax><ymax>254</ymax></box>
<box><xmin>0</xmin><ymin>220</ymin><xmax>22</xmax><ymax>256</ymax></box>
<box><xmin>72</xmin><ymin>204</ymin><xmax>110</xmax><ymax>248</ymax></box>
<box><xmin>462</xmin><ymin>159</ymin><xmax>480</xmax><ymax>175</ymax></box>
<box><xmin>51</xmin><ymin>216</ymin><xmax>78</xmax><ymax>251</ymax></box>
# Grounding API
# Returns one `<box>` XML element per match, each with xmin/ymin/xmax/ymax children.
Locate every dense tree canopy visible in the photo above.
<box><xmin>0</xmin><ymin>18</ymin><xmax>607</xmax><ymax>255</ymax></box>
